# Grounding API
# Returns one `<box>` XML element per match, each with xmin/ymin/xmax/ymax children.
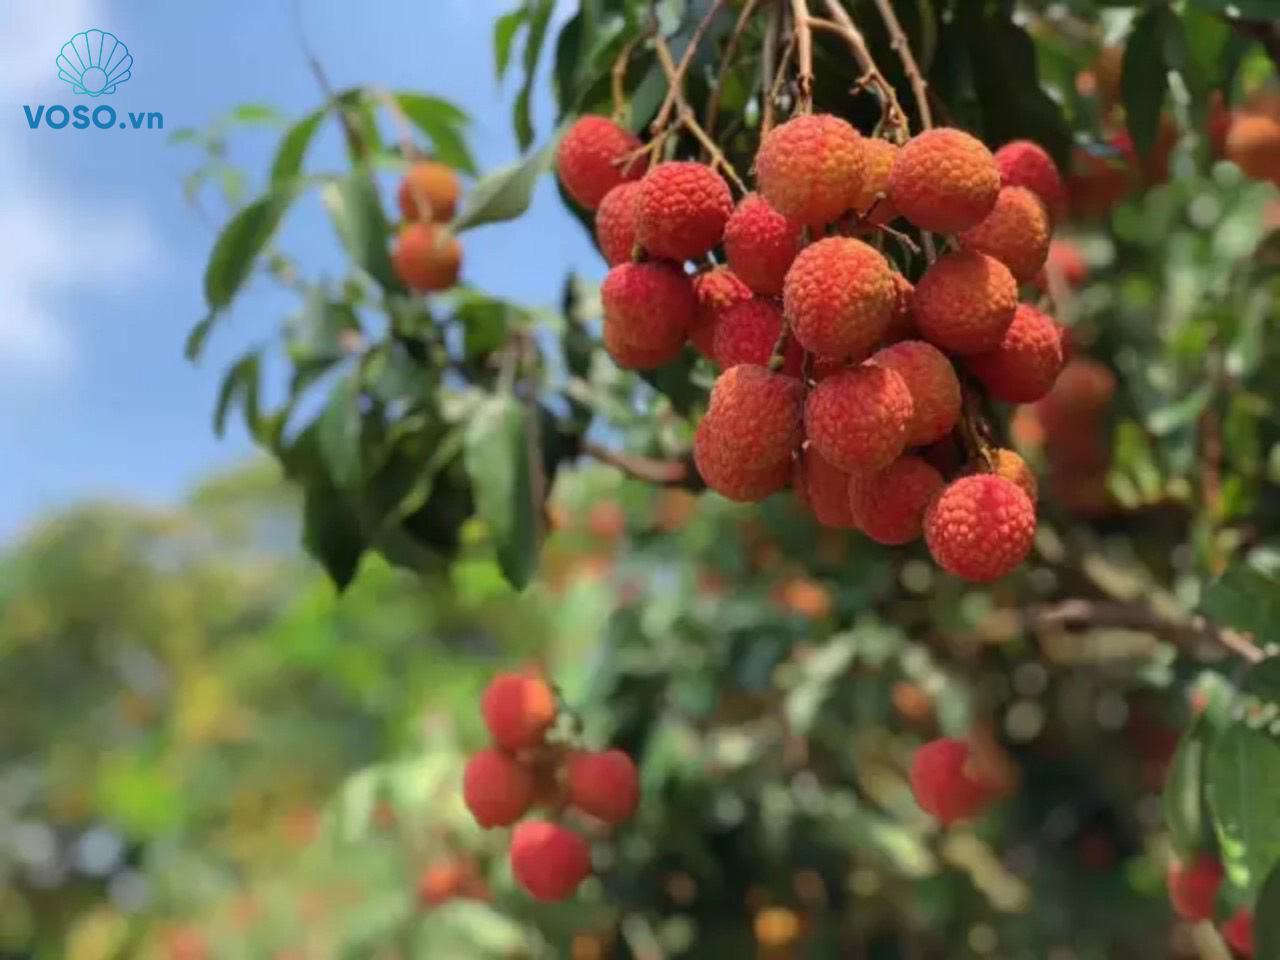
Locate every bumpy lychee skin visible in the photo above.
<box><xmin>706</xmin><ymin>365</ymin><xmax>805</xmax><ymax>469</ymax></box>
<box><xmin>853</xmin><ymin>138</ymin><xmax>899</xmax><ymax>224</ymax></box>
<box><xmin>889</xmin><ymin>128</ymin><xmax>1001</xmax><ymax>233</ymax></box>
<box><xmin>881</xmin><ymin>271</ymin><xmax>916</xmax><ymax>344</ymax></box>
<box><xmin>557</xmin><ymin>115</ymin><xmax>646</xmax><ymax>210</ymax></box>
<box><xmin>958</xmin><ymin>186</ymin><xmax>1051</xmax><ymax>282</ymax></box>
<box><xmin>398</xmin><ymin>161</ymin><xmax>462</xmax><ymax>223</ymax></box>
<box><xmin>794</xmin><ymin>445</ymin><xmax>857</xmax><ymax>530</ymax></box>
<box><xmin>804</xmin><ymin>363</ymin><xmax>913</xmax><ymax>473</ymax></box>
<box><xmin>636</xmin><ymin>162</ymin><xmax>733</xmax><ymax>261</ymax></box>
<box><xmin>848</xmin><ymin>455</ymin><xmax>944</xmax><ymax>545</ymax></box>
<box><xmin>1220</xmin><ymin>907</ymin><xmax>1255</xmax><ymax>958</ymax></box>
<box><xmin>694</xmin><ymin>419</ymin><xmax>792</xmax><ymax>502</ymax></box>
<box><xmin>783</xmin><ymin>237</ymin><xmax>895</xmax><ymax>360</ymax></box>
<box><xmin>723</xmin><ymin>194</ymin><xmax>803</xmax><ymax>296</ymax></box>
<box><xmin>924</xmin><ymin>475</ymin><xmax>1036</xmax><ymax>582</ymax></box>
<box><xmin>689</xmin><ymin>267</ymin><xmax>753</xmax><ymax>357</ymax></box>
<box><xmin>755</xmin><ymin>114</ymin><xmax>866</xmax><ymax>227</ymax></box>
<box><xmin>967</xmin><ymin>303</ymin><xmax>1064</xmax><ymax>404</ymax></box>
<box><xmin>993</xmin><ymin>140</ymin><xmax>1065</xmax><ymax>222</ymax></box>
<box><xmin>509</xmin><ymin>821</ymin><xmax>592</xmax><ymax>902</ymax></box>
<box><xmin>909</xmin><ymin>738</ymin><xmax>996</xmax><ymax>825</ymax></box>
<box><xmin>595</xmin><ymin>182</ymin><xmax>642</xmax><ymax>266</ymax></box>
<box><xmin>871</xmin><ymin>340</ymin><xmax>961</xmax><ymax>447</ymax></box>
<box><xmin>482</xmin><ymin>672</ymin><xmax>557</xmax><ymax>750</ymax></box>
<box><xmin>1226</xmin><ymin>113</ymin><xmax>1280</xmax><ymax>184</ymax></box>
<box><xmin>1034</xmin><ymin>240</ymin><xmax>1088</xmax><ymax>292</ymax></box>
<box><xmin>714</xmin><ymin>297</ymin><xmax>802</xmax><ymax>375</ymax></box>
<box><xmin>988</xmin><ymin>448</ymin><xmax>1038</xmax><ymax>504</ymax></box>
<box><xmin>393</xmin><ymin>223</ymin><xmax>462</xmax><ymax>292</ymax></box>
<box><xmin>567</xmin><ymin>749</ymin><xmax>640</xmax><ymax>824</ymax></box>
<box><xmin>603</xmin><ymin>314</ymin><xmax>684</xmax><ymax>370</ymax></box>
<box><xmin>462</xmin><ymin>748</ymin><xmax>535</xmax><ymax>828</ymax></box>
<box><xmin>1036</xmin><ymin>359</ymin><xmax>1115</xmax><ymax>462</ymax></box>
<box><xmin>913</xmin><ymin>251</ymin><xmax>1017</xmax><ymax>355</ymax></box>
<box><xmin>1166</xmin><ymin>855</ymin><xmax>1223</xmax><ymax>922</ymax></box>
<box><xmin>601</xmin><ymin>261</ymin><xmax>694</xmax><ymax>355</ymax></box>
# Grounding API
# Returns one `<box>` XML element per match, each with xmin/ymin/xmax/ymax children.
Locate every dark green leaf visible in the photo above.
<box><xmin>514</xmin><ymin>0</ymin><xmax>556</xmax><ymax>150</ymax></box>
<box><xmin>393</xmin><ymin>93</ymin><xmax>477</xmax><ymax>174</ymax></box>
<box><xmin>1257</xmin><ymin>863</ymin><xmax>1280</xmax><ymax>960</ymax></box>
<box><xmin>204</xmin><ymin>186</ymin><xmax>300</xmax><ymax>308</ymax></box>
<box><xmin>320</xmin><ymin>172</ymin><xmax>402</xmax><ymax>293</ymax></box>
<box><xmin>494</xmin><ymin>8</ymin><xmax>527</xmax><ymax>83</ymax></box>
<box><xmin>1122</xmin><ymin>6</ymin><xmax>1173</xmax><ymax>159</ymax></box>
<box><xmin>383</xmin><ymin>426</ymin><xmax>466</xmax><ymax>528</ymax></box>
<box><xmin>452</xmin><ymin>133</ymin><xmax>561</xmax><ymax>232</ymax></box>
<box><xmin>185</xmin><ymin>314</ymin><xmax>216</xmax><ymax>363</ymax></box>
<box><xmin>270</xmin><ymin>108</ymin><xmax>327</xmax><ymax>185</ymax></box>
<box><xmin>552</xmin><ymin>13</ymin><xmax>584</xmax><ymax>126</ymax></box>
<box><xmin>318</xmin><ymin>372</ymin><xmax>364</xmax><ymax>489</ymax></box>
<box><xmin>286</xmin><ymin>293</ymin><xmax>359</xmax><ymax>366</ymax></box>
<box><xmin>628</xmin><ymin>62</ymin><xmax>668</xmax><ymax>133</ymax></box>
<box><xmin>1207</xmin><ymin>721</ymin><xmax>1280</xmax><ymax>894</ymax></box>
<box><xmin>1163</xmin><ymin>715</ymin><xmax>1211</xmax><ymax>858</ymax></box>
<box><xmin>1201</xmin><ymin>566</ymin><xmax>1280</xmax><ymax>647</ymax></box>
<box><xmin>464</xmin><ymin>395</ymin><xmax>540</xmax><ymax>587</ymax></box>
<box><xmin>454</xmin><ymin>295</ymin><xmax>516</xmax><ymax>360</ymax></box>
<box><xmin>302</xmin><ymin>476</ymin><xmax>365</xmax><ymax>590</ymax></box>
<box><xmin>213</xmin><ymin>351</ymin><xmax>261</xmax><ymax>437</ymax></box>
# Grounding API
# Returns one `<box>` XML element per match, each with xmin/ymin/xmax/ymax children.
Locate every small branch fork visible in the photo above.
<box><xmin>814</xmin><ymin>0</ymin><xmax>908</xmax><ymax>139</ymax></box>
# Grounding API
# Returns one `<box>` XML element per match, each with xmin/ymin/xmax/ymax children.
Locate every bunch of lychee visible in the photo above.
<box><xmin>461</xmin><ymin>671</ymin><xmax>640</xmax><ymax>901</ymax></box>
<box><xmin>558</xmin><ymin>113</ymin><xmax>1072</xmax><ymax>582</ymax></box>
<box><xmin>391</xmin><ymin>159</ymin><xmax>463</xmax><ymax>292</ymax></box>
<box><xmin>1165</xmin><ymin>853</ymin><xmax>1255</xmax><ymax>957</ymax></box>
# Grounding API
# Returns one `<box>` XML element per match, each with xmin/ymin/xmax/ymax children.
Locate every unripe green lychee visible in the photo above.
<box><xmin>909</xmin><ymin>737</ymin><xmax>998</xmax><ymax>825</ymax></box>
<box><xmin>601</xmin><ymin>261</ymin><xmax>694</xmax><ymax>358</ymax></box>
<box><xmin>889</xmin><ymin>128</ymin><xmax>1000</xmax><ymax>233</ymax></box>
<box><xmin>567</xmin><ymin>749</ymin><xmax>640</xmax><ymax>824</ymax></box>
<box><xmin>509</xmin><ymin>820</ymin><xmax>591</xmax><ymax>902</ymax></box>
<box><xmin>913</xmin><ymin>251</ymin><xmax>1017</xmax><ymax>355</ymax></box>
<box><xmin>871</xmin><ymin>340</ymin><xmax>961</xmax><ymax>447</ymax></box>
<box><xmin>557</xmin><ymin>116</ymin><xmax>647</xmax><ymax>210</ymax></box>
<box><xmin>958</xmin><ymin>186</ymin><xmax>1051</xmax><ymax>282</ymax></box>
<box><xmin>968</xmin><ymin>303</ymin><xmax>1064</xmax><ymax>403</ymax></box>
<box><xmin>463</xmin><ymin>748</ymin><xmax>535</xmax><ymax>828</ymax></box>
<box><xmin>783</xmin><ymin>237</ymin><xmax>895</xmax><ymax>360</ymax></box>
<box><xmin>847</xmin><ymin>455</ymin><xmax>944</xmax><ymax>545</ymax></box>
<box><xmin>636</xmin><ymin>162</ymin><xmax>733</xmax><ymax>261</ymax></box>
<box><xmin>804</xmin><ymin>363</ymin><xmax>912</xmax><ymax>473</ymax></box>
<box><xmin>595</xmin><ymin>182</ymin><xmax>641</xmax><ymax>266</ymax></box>
<box><xmin>723</xmin><ymin>193</ymin><xmax>803</xmax><ymax>296</ymax></box>
<box><xmin>755</xmin><ymin>114</ymin><xmax>866</xmax><ymax>227</ymax></box>
<box><xmin>924</xmin><ymin>474</ymin><xmax>1036</xmax><ymax>582</ymax></box>
<box><xmin>689</xmin><ymin>267</ymin><xmax>753</xmax><ymax>357</ymax></box>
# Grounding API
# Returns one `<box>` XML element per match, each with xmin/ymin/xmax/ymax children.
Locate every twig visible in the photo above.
<box><xmin>650</xmin><ymin>0</ymin><xmax>728</xmax><ymax>139</ymax></box>
<box><xmin>817</xmin><ymin>0</ymin><xmax>908</xmax><ymax>138</ymax></box>
<box><xmin>652</xmin><ymin>34</ymin><xmax>748</xmax><ymax>191</ymax></box>
<box><xmin>705</xmin><ymin>0</ymin><xmax>761</xmax><ymax>143</ymax></box>
<box><xmin>790</xmin><ymin>0</ymin><xmax>815</xmax><ymax>113</ymax></box>
<box><xmin>761</xmin><ymin>0</ymin><xmax>782</xmax><ymax>134</ymax></box>
<box><xmin>611</xmin><ymin>32</ymin><xmax>645</xmax><ymax>124</ymax></box>
<box><xmin>291</xmin><ymin>0</ymin><xmax>365</xmax><ymax>159</ymax></box>
<box><xmin>582</xmin><ymin>440</ymin><xmax>690</xmax><ymax>486</ymax></box>
<box><xmin>870</xmin><ymin>0</ymin><xmax>933</xmax><ymax>130</ymax></box>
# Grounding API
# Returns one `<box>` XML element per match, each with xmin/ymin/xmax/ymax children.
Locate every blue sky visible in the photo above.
<box><xmin>0</xmin><ymin>0</ymin><xmax>601</xmax><ymax>539</ymax></box>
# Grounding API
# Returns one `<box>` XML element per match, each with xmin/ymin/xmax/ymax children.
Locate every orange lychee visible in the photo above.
<box><xmin>393</xmin><ymin>223</ymin><xmax>461</xmax><ymax>292</ymax></box>
<box><xmin>755</xmin><ymin>113</ymin><xmax>866</xmax><ymax>227</ymax></box>
<box><xmin>889</xmin><ymin>128</ymin><xmax>1001</xmax><ymax>233</ymax></box>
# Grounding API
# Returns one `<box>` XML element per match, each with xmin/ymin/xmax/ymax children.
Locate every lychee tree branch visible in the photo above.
<box><xmin>816</xmin><ymin>0</ymin><xmax>908</xmax><ymax>139</ymax></box>
<box><xmin>581</xmin><ymin>440</ymin><xmax>693</xmax><ymax>487</ymax></box>
<box><xmin>704</xmin><ymin>0</ymin><xmax>761</xmax><ymax>145</ymax></box>
<box><xmin>761</xmin><ymin>0</ymin><xmax>783</xmax><ymax>134</ymax></box>
<box><xmin>649</xmin><ymin>0</ymin><xmax>728</xmax><ymax>141</ymax></box>
<box><xmin>871</xmin><ymin>0</ymin><xmax>933</xmax><ymax>130</ymax></box>
<box><xmin>789</xmin><ymin>0</ymin><xmax>815</xmax><ymax>113</ymax></box>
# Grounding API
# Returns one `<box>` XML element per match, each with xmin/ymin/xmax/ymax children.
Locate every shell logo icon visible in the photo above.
<box><xmin>57</xmin><ymin>30</ymin><xmax>132</xmax><ymax>97</ymax></box>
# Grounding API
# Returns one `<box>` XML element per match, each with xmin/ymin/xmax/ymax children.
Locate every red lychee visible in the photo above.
<box><xmin>1034</xmin><ymin>240</ymin><xmax>1088</xmax><ymax>292</ymax></box>
<box><xmin>794</xmin><ymin>444</ymin><xmax>858</xmax><ymax>530</ymax></box>
<box><xmin>694</xmin><ymin>418</ymin><xmax>792</xmax><ymax>502</ymax></box>
<box><xmin>783</xmin><ymin>237</ymin><xmax>895</xmax><ymax>360</ymax></box>
<box><xmin>567</xmin><ymin>749</ymin><xmax>640</xmax><ymax>824</ymax></box>
<box><xmin>557</xmin><ymin>116</ymin><xmax>647</xmax><ymax>210</ymax></box>
<box><xmin>804</xmin><ymin>363</ymin><xmax>913</xmax><ymax>473</ymax></box>
<box><xmin>509</xmin><ymin>820</ymin><xmax>592</xmax><ymax>901</ymax></box>
<box><xmin>912</xmin><ymin>251</ymin><xmax>1017</xmax><ymax>355</ymax></box>
<box><xmin>463</xmin><ymin>748</ymin><xmax>535</xmax><ymax>828</ymax></box>
<box><xmin>755</xmin><ymin>113</ymin><xmax>866</xmax><ymax>227</ymax></box>
<box><xmin>958</xmin><ymin>186</ymin><xmax>1051</xmax><ymax>282</ymax></box>
<box><xmin>1166</xmin><ymin>855</ymin><xmax>1223</xmax><ymax>922</ymax></box>
<box><xmin>1221</xmin><ymin>907</ymin><xmax>1255</xmax><ymax>957</ymax></box>
<box><xmin>482</xmin><ymin>672</ymin><xmax>557</xmax><ymax>750</ymax></box>
<box><xmin>924</xmin><ymin>474</ymin><xmax>1036</xmax><ymax>582</ymax></box>
<box><xmin>393</xmin><ymin>223</ymin><xmax>462</xmax><ymax>292</ymax></box>
<box><xmin>689</xmin><ymin>267</ymin><xmax>753</xmax><ymax>357</ymax></box>
<box><xmin>723</xmin><ymin>193</ymin><xmax>803</xmax><ymax>296</ymax></box>
<box><xmin>603</xmin><ymin>313</ymin><xmax>684</xmax><ymax>370</ymax></box>
<box><xmin>636</xmin><ymin>162</ymin><xmax>733</xmax><ymax>261</ymax></box>
<box><xmin>705</xmin><ymin>364</ymin><xmax>805</xmax><ymax>469</ymax></box>
<box><xmin>398</xmin><ymin>161</ymin><xmax>462</xmax><ymax>223</ymax></box>
<box><xmin>967</xmin><ymin>303</ymin><xmax>1064</xmax><ymax>403</ymax></box>
<box><xmin>881</xmin><ymin>271</ymin><xmax>916</xmax><ymax>344</ymax></box>
<box><xmin>595</xmin><ymin>181</ymin><xmax>641</xmax><ymax>266</ymax></box>
<box><xmin>601</xmin><ymin>261</ymin><xmax>694</xmax><ymax>358</ymax></box>
<box><xmin>713</xmin><ymin>297</ymin><xmax>802</xmax><ymax>375</ymax></box>
<box><xmin>889</xmin><ymin>128</ymin><xmax>1001</xmax><ymax>233</ymax></box>
<box><xmin>1226</xmin><ymin>113</ymin><xmax>1280</xmax><ymax>184</ymax></box>
<box><xmin>871</xmin><ymin>340</ymin><xmax>961</xmax><ymax>447</ymax></box>
<box><xmin>854</xmin><ymin>138</ymin><xmax>899</xmax><ymax>225</ymax></box>
<box><xmin>847</xmin><ymin>455</ymin><xmax>945</xmax><ymax>545</ymax></box>
<box><xmin>909</xmin><ymin>737</ymin><xmax>998</xmax><ymax>825</ymax></box>
<box><xmin>993</xmin><ymin>140</ymin><xmax>1065</xmax><ymax>222</ymax></box>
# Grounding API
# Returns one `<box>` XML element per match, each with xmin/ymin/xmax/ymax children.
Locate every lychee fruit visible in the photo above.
<box><xmin>393</xmin><ymin>223</ymin><xmax>462</xmax><ymax>292</ymax></box>
<box><xmin>881</xmin><ymin>271</ymin><xmax>916</xmax><ymax>344</ymax></box>
<box><xmin>783</xmin><ymin>237</ymin><xmax>895</xmax><ymax>359</ymax></box>
<box><xmin>804</xmin><ymin>363</ymin><xmax>913</xmax><ymax>473</ymax></box>
<box><xmin>636</xmin><ymin>162</ymin><xmax>733</xmax><ymax>261</ymax></box>
<box><xmin>1226</xmin><ymin>113</ymin><xmax>1280</xmax><ymax>184</ymax></box>
<box><xmin>713</xmin><ymin>297</ymin><xmax>802</xmax><ymax>375</ymax></box>
<box><xmin>1166</xmin><ymin>855</ymin><xmax>1223</xmax><ymax>922</ymax></box>
<box><xmin>694</xmin><ymin>418</ymin><xmax>792</xmax><ymax>502</ymax></box>
<box><xmin>924</xmin><ymin>474</ymin><xmax>1036</xmax><ymax>582</ymax></box>
<box><xmin>848</xmin><ymin>455</ymin><xmax>944</xmax><ymax>545</ymax></box>
<box><xmin>603</xmin><ymin>313</ymin><xmax>684</xmax><ymax>370</ymax></box>
<box><xmin>889</xmin><ymin>128</ymin><xmax>1001</xmax><ymax>233</ymax></box>
<box><xmin>1034</xmin><ymin>240</ymin><xmax>1088</xmax><ymax>291</ymax></box>
<box><xmin>993</xmin><ymin>140</ymin><xmax>1065</xmax><ymax>222</ymax></box>
<box><xmin>509</xmin><ymin>820</ymin><xmax>592</xmax><ymax>901</ymax></box>
<box><xmin>398</xmin><ymin>160</ymin><xmax>462</xmax><ymax>223</ymax></box>
<box><xmin>689</xmin><ymin>267</ymin><xmax>753</xmax><ymax>357</ymax></box>
<box><xmin>1221</xmin><ymin>907</ymin><xmax>1255</xmax><ymax>957</ymax></box>
<box><xmin>912</xmin><ymin>251</ymin><xmax>1017</xmax><ymax>355</ymax></box>
<box><xmin>601</xmin><ymin>261</ymin><xmax>694</xmax><ymax>358</ymax></box>
<box><xmin>909</xmin><ymin>737</ymin><xmax>997</xmax><ymax>824</ymax></box>
<box><xmin>853</xmin><ymin>137</ymin><xmax>899</xmax><ymax>224</ymax></box>
<box><xmin>723</xmin><ymin>193</ymin><xmax>803</xmax><ymax>296</ymax></box>
<box><xmin>418</xmin><ymin>861</ymin><xmax>472</xmax><ymax>907</ymax></box>
<box><xmin>794</xmin><ymin>444</ymin><xmax>858</xmax><ymax>530</ymax></box>
<box><xmin>705</xmin><ymin>364</ymin><xmax>804</xmax><ymax>469</ymax></box>
<box><xmin>595</xmin><ymin>182</ymin><xmax>641</xmax><ymax>266</ymax></box>
<box><xmin>987</xmin><ymin>448</ymin><xmax>1038</xmax><ymax>504</ymax></box>
<box><xmin>755</xmin><ymin>114</ymin><xmax>866</xmax><ymax>227</ymax></box>
<box><xmin>557</xmin><ymin>115</ymin><xmax>647</xmax><ymax>210</ymax></box>
<box><xmin>871</xmin><ymin>340</ymin><xmax>961</xmax><ymax>447</ymax></box>
<box><xmin>967</xmin><ymin>303</ymin><xmax>1064</xmax><ymax>403</ymax></box>
<box><xmin>481</xmin><ymin>672</ymin><xmax>557</xmax><ymax>750</ymax></box>
<box><xmin>958</xmin><ymin>186</ymin><xmax>1051</xmax><ymax>282</ymax></box>
<box><xmin>463</xmin><ymin>748</ymin><xmax>535</xmax><ymax>827</ymax></box>
<box><xmin>567</xmin><ymin>749</ymin><xmax>640</xmax><ymax>824</ymax></box>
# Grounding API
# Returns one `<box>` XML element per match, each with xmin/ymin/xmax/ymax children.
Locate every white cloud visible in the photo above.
<box><xmin>0</xmin><ymin>0</ymin><xmax>161</xmax><ymax>383</ymax></box>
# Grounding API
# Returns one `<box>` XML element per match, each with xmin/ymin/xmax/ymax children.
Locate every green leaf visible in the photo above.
<box><xmin>213</xmin><ymin>351</ymin><xmax>261</xmax><ymax>437</ymax></box>
<box><xmin>514</xmin><ymin>0</ymin><xmax>556</xmax><ymax>150</ymax></box>
<box><xmin>1122</xmin><ymin>6</ymin><xmax>1172</xmax><ymax>160</ymax></box>
<box><xmin>185</xmin><ymin>313</ymin><xmax>216</xmax><ymax>363</ymax></box>
<box><xmin>382</xmin><ymin>426</ymin><xmax>466</xmax><ymax>529</ymax></box>
<box><xmin>270</xmin><ymin>107</ymin><xmax>327</xmax><ymax>185</ymax></box>
<box><xmin>451</xmin><ymin>132</ymin><xmax>560</xmax><ymax>232</ymax></box>
<box><xmin>1201</xmin><ymin>566</ymin><xmax>1280</xmax><ymax>647</ymax></box>
<box><xmin>1257</xmin><ymin>863</ymin><xmax>1280</xmax><ymax>960</ymax></box>
<box><xmin>1186</xmin><ymin>0</ymin><xmax>1277</xmax><ymax>15</ymax></box>
<box><xmin>1207</xmin><ymin>721</ymin><xmax>1280</xmax><ymax>894</ymax></box>
<box><xmin>204</xmin><ymin>186</ymin><xmax>300</xmax><ymax>308</ymax></box>
<box><xmin>229</xmin><ymin>102</ymin><xmax>285</xmax><ymax>126</ymax></box>
<box><xmin>302</xmin><ymin>476</ymin><xmax>366</xmax><ymax>590</ymax></box>
<box><xmin>1164</xmin><ymin>715</ymin><xmax>1211</xmax><ymax>858</ymax></box>
<box><xmin>463</xmin><ymin>394</ymin><xmax>540</xmax><ymax>587</ymax></box>
<box><xmin>453</xmin><ymin>294</ymin><xmax>518</xmax><ymax>360</ymax></box>
<box><xmin>286</xmin><ymin>292</ymin><xmax>359</xmax><ymax>367</ymax></box>
<box><xmin>494</xmin><ymin>8</ymin><xmax>527</xmax><ymax>82</ymax></box>
<box><xmin>318</xmin><ymin>372</ymin><xmax>364</xmax><ymax>489</ymax></box>
<box><xmin>393</xmin><ymin>93</ymin><xmax>477</xmax><ymax>174</ymax></box>
<box><xmin>320</xmin><ymin>172</ymin><xmax>401</xmax><ymax>293</ymax></box>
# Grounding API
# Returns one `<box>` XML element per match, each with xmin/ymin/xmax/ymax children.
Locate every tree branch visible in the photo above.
<box><xmin>817</xmin><ymin>0</ymin><xmax>908</xmax><ymax>139</ymax></box>
<box><xmin>870</xmin><ymin>0</ymin><xmax>933</xmax><ymax>130</ymax></box>
<box><xmin>582</xmin><ymin>440</ymin><xmax>693</xmax><ymax>487</ymax></box>
<box><xmin>650</xmin><ymin>0</ymin><xmax>728</xmax><ymax>139</ymax></box>
<box><xmin>790</xmin><ymin>0</ymin><xmax>815</xmax><ymax>113</ymax></box>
